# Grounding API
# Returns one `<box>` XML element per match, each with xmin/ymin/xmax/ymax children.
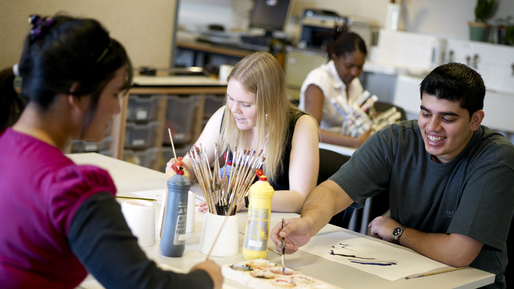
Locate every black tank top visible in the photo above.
<box><xmin>221</xmin><ymin>108</ymin><xmax>306</xmax><ymax>190</ymax></box>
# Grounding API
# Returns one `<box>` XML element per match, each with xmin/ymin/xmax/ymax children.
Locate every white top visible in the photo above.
<box><xmin>299</xmin><ymin>60</ymin><xmax>364</xmax><ymax>132</ymax></box>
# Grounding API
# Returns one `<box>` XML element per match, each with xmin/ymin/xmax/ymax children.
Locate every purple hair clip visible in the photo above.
<box><xmin>28</xmin><ymin>15</ymin><xmax>56</xmax><ymax>41</ymax></box>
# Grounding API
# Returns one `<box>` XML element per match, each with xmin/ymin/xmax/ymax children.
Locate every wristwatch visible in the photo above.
<box><xmin>392</xmin><ymin>225</ymin><xmax>405</xmax><ymax>243</ymax></box>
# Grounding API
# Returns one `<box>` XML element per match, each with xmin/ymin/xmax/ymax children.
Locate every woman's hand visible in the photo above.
<box><xmin>190</xmin><ymin>259</ymin><xmax>224</xmax><ymax>289</ymax></box>
<box><xmin>165</xmin><ymin>158</ymin><xmax>177</xmax><ymax>173</ymax></box>
<box><xmin>197</xmin><ymin>201</ymin><xmax>209</xmax><ymax>213</ymax></box>
<box><xmin>165</xmin><ymin>157</ymin><xmax>190</xmax><ymax>180</ymax></box>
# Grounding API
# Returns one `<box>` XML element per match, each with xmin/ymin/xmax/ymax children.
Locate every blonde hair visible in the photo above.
<box><xmin>219</xmin><ymin>52</ymin><xmax>303</xmax><ymax>184</ymax></box>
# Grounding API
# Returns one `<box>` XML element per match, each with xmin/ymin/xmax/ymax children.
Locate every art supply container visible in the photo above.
<box><xmin>160</xmin><ymin>171</ymin><xmax>191</xmax><ymax>257</ymax></box>
<box><xmin>186</xmin><ymin>191</ymin><xmax>195</xmax><ymax>233</ymax></box>
<box><xmin>121</xmin><ymin>200</ymin><xmax>155</xmax><ymax>247</ymax></box>
<box><xmin>385</xmin><ymin>2</ymin><xmax>401</xmax><ymax>31</ymax></box>
<box><xmin>243</xmin><ymin>170</ymin><xmax>274</xmax><ymax>260</ymax></box>
<box><xmin>199</xmin><ymin>212</ymin><xmax>239</xmax><ymax>257</ymax></box>
<box><xmin>218</xmin><ymin>64</ymin><xmax>233</xmax><ymax>84</ymax></box>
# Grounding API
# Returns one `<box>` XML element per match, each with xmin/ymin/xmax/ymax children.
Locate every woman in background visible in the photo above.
<box><xmin>299</xmin><ymin>31</ymin><xmax>369</xmax><ymax>148</ymax></box>
<box><xmin>0</xmin><ymin>14</ymin><xmax>222</xmax><ymax>289</ymax></box>
<box><xmin>168</xmin><ymin>52</ymin><xmax>319</xmax><ymax>213</ymax></box>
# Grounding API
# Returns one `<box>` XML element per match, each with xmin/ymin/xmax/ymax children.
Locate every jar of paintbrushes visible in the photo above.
<box><xmin>191</xmin><ymin>144</ymin><xmax>265</xmax><ymax>257</ymax></box>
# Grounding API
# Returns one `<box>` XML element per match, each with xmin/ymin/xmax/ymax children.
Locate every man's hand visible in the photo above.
<box><xmin>270</xmin><ymin>218</ymin><xmax>313</xmax><ymax>254</ymax></box>
<box><xmin>368</xmin><ymin>216</ymin><xmax>400</xmax><ymax>242</ymax></box>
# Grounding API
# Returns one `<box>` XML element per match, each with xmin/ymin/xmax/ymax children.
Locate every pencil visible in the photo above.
<box><xmin>116</xmin><ymin>196</ymin><xmax>156</xmax><ymax>202</ymax></box>
<box><xmin>405</xmin><ymin>267</ymin><xmax>466</xmax><ymax>279</ymax></box>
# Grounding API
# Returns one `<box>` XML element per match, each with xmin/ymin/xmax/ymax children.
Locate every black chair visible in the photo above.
<box><xmin>318</xmin><ymin>148</ymin><xmax>359</xmax><ymax>229</ymax></box>
<box><xmin>318</xmin><ymin>148</ymin><xmax>350</xmax><ymax>186</ymax></box>
<box><xmin>505</xmin><ymin>220</ymin><xmax>513</xmax><ymax>286</ymax></box>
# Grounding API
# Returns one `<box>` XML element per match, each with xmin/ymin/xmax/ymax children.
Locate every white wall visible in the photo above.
<box><xmin>399</xmin><ymin>0</ymin><xmax>514</xmax><ymax>39</ymax></box>
<box><xmin>0</xmin><ymin>0</ymin><xmax>178</xmax><ymax>69</ymax></box>
<box><xmin>178</xmin><ymin>0</ymin><xmax>514</xmax><ymax>40</ymax></box>
<box><xmin>178</xmin><ymin>0</ymin><xmax>238</xmax><ymax>32</ymax></box>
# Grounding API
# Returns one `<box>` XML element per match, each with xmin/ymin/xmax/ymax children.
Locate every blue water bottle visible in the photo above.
<box><xmin>219</xmin><ymin>151</ymin><xmax>233</xmax><ymax>180</ymax></box>
<box><xmin>160</xmin><ymin>160</ymin><xmax>191</xmax><ymax>257</ymax></box>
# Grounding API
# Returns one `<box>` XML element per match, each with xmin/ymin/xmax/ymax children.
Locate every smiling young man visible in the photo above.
<box><xmin>271</xmin><ymin>63</ymin><xmax>514</xmax><ymax>289</ymax></box>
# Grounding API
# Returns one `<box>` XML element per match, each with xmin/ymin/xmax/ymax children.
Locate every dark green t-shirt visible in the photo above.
<box><xmin>330</xmin><ymin>120</ymin><xmax>514</xmax><ymax>289</ymax></box>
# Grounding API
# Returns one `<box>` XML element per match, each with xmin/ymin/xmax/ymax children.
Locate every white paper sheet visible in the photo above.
<box><xmin>300</xmin><ymin>231</ymin><xmax>447</xmax><ymax>281</ymax></box>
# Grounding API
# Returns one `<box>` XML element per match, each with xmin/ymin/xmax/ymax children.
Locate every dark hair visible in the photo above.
<box><xmin>0</xmin><ymin>67</ymin><xmax>25</xmax><ymax>131</ymax></box>
<box><xmin>419</xmin><ymin>62</ymin><xmax>485</xmax><ymax>117</ymax></box>
<box><xmin>16</xmin><ymin>14</ymin><xmax>132</xmax><ymax>112</ymax></box>
<box><xmin>327</xmin><ymin>31</ymin><xmax>367</xmax><ymax>58</ymax></box>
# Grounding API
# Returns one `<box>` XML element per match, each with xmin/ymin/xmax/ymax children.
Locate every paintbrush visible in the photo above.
<box><xmin>205</xmin><ymin>210</ymin><xmax>229</xmax><ymax>260</ymax></box>
<box><xmin>190</xmin><ymin>145</ymin><xmax>265</xmax><ymax>216</ymax></box>
<box><xmin>405</xmin><ymin>267</ymin><xmax>466</xmax><ymax>279</ymax></box>
<box><xmin>158</xmin><ymin>128</ymin><xmax>178</xmax><ymax>236</ymax></box>
<box><xmin>167</xmin><ymin>128</ymin><xmax>177</xmax><ymax>159</ymax></box>
<box><xmin>281</xmin><ymin>218</ymin><xmax>285</xmax><ymax>274</ymax></box>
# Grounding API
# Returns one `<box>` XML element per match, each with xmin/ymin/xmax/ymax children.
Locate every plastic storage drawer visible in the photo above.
<box><xmin>163</xmin><ymin>95</ymin><xmax>200</xmax><ymax>144</ymax></box>
<box><xmin>127</xmin><ymin>95</ymin><xmax>162</xmax><ymax>121</ymax></box>
<box><xmin>203</xmin><ymin>94</ymin><xmax>225</xmax><ymax>118</ymax></box>
<box><xmin>71</xmin><ymin>136</ymin><xmax>113</xmax><ymax>153</ymax></box>
<box><xmin>123</xmin><ymin>147</ymin><xmax>159</xmax><ymax>168</ymax></box>
<box><xmin>160</xmin><ymin>144</ymin><xmax>192</xmax><ymax>171</ymax></box>
<box><xmin>124</xmin><ymin>121</ymin><xmax>160</xmax><ymax>149</ymax></box>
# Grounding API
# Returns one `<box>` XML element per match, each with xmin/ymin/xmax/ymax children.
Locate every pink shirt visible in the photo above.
<box><xmin>0</xmin><ymin>128</ymin><xmax>116</xmax><ymax>288</ymax></box>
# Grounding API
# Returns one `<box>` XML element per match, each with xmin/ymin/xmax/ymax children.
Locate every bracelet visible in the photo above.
<box><xmin>244</xmin><ymin>196</ymin><xmax>249</xmax><ymax>208</ymax></box>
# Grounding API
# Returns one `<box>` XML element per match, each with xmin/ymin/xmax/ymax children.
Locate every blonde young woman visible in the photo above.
<box><xmin>167</xmin><ymin>52</ymin><xmax>319</xmax><ymax>213</ymax></box>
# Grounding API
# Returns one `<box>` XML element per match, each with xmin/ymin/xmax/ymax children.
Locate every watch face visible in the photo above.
<box><xmin>392</xmin><ymin>226</ymin><xmax>403</xmax><ymax>240</ymax></box>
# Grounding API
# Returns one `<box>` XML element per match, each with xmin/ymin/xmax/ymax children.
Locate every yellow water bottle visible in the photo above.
<box><xmin>243</xmin><ymin>169</ymin><xmax>274</xmax><ymax>260</ymax></box>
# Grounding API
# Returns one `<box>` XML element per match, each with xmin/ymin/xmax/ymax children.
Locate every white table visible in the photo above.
<box><xmin>319</xmin><ymin>142</ymin><xmax>357</xmax><ymax>157</ymax></box>
<box><xmin>71</xmin><ymin>153</ymin><xmax>494</xmax><ymax>289</ymax></box>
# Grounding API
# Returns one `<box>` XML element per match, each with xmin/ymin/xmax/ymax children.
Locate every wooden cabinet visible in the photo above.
<box><xmin>110</xmin><ymin>76</ymin><xmax>227</xmax><ymax>171</ymax></box>
<box><xmin>175</xmin><ymin>39</ymin><xmax>253</xmax><ymax>68</ymax></box>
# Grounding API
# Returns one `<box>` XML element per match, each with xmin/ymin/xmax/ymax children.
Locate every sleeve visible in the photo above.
<box><xmin>328</xmin><ymin>126</ymin><xmax>396</xmax><ymax>205</ymax></box>
<box><xmin>300</xmin><ymin>68</ymin><xmax>333</xmax><ymax>97</ymax></box>
<box><xmin>68</xmin><ymin>192</ymin><xmax>214</xmax><ymax>289</ymax></box>
<box><xmin>48</xmin><ymin>165</ymin><xmax>117</xmax><ymax>236</ymax></box>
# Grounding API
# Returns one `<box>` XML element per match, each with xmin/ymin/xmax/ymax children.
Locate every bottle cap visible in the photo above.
<box><xmin>256</xmin><ymin>168</ymin><xmax>267</xmax><ymax>181</ymax></box>
<box><xmin>248</xmin><ymin>168</ymin><xmax>274</xmax><ymax>197</ymax></box>
<box><xmin>172</xmin><ymin>157</ymin><xmax>185</xmax><ymax>175</ymax></box>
